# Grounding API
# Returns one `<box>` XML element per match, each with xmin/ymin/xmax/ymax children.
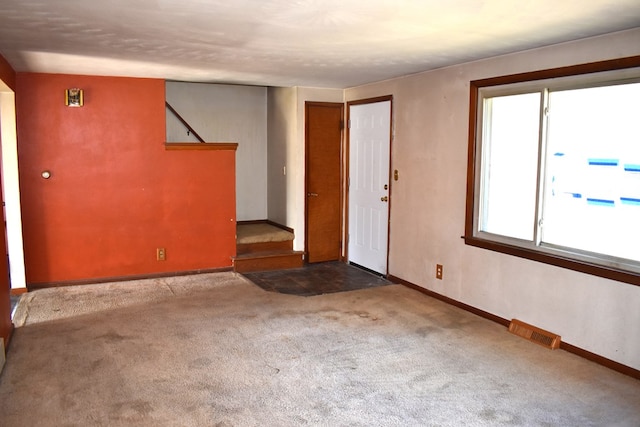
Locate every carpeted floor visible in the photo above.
<box><xmin>236</xmin><ymin>223</ymin><xmax>293</xmax><ymax>244</ymax></box>
<box><xmin>1</xmin><ymin>272</ymin><xmax>639</xmax><ymax>426</ymax></box>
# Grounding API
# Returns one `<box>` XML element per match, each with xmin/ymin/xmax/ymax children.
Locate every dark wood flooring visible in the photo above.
<box><xmin>242</xmin><ymin>261</ymin><xmax>392</xmax><ymax>296</ymax></box>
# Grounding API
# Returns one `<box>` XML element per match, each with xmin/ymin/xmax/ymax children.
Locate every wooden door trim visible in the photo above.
<box><xmin>344</xmin><ymin>95</ymin><xmax>393</xmax><ymax>272</ymax></box>
<box><xmin>305</xmin><ymin>101</ymin><xmax>345</xmax><ymax>262</ymax></box>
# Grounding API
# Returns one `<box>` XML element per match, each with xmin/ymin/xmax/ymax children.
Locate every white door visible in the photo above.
<box><xmin>348</xmin><ymin>100</ymin><xmax>391</xmax><ymax>275</ymax></box>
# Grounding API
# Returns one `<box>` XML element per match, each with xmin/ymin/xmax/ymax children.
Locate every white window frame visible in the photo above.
<box><xmin>465</xmin><ymin>56</ymin><xmax>640</xmax><ymax>287</ymax></box>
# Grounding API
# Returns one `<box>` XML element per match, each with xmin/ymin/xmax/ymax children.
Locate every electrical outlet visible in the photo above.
<box><xmin>436</xmin><ymin>264</ymin><xmax>443</xmax><ymax>280</ymax></box>
<box><xmin>157</xmin><ymin>248</ymin><xmax>166</xmax><ymax>261</ymax></box>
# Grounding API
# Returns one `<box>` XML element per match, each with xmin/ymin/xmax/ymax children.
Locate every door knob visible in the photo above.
<box><xmin>308</xmin><ymin>192</ymin><xmax>318</xmax><ymax>197</ymax></box>
<box><xmin>381</xmin><ymin>196</ymin><xmax>388</xmax><ymax>202</ymax></box>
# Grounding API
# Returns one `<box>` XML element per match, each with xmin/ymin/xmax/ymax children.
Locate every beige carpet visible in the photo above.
<box><xmin>236</xmin><ymin>223</ymin><xmax>293</xmax><ymax>244</ymax></box>
<box><xmin>1</xmin><ymin>272</ymin><xmax>639</xmax><ymax>426</ymax></box>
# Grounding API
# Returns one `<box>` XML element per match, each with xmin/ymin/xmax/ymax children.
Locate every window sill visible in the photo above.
<box><xmin>463</xmin><ymin>236</ymin><xmax>640</xmax><ymax>287</ymax></box>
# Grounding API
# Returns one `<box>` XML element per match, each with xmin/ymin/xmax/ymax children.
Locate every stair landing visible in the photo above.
<box><xmin>232</xmin><ymin>222</ymin><xmax>304</xmax><ymax>273</ymax></box>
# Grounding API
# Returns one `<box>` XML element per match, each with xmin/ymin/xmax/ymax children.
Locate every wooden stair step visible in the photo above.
<box><xmin>232</xmin><ymin>250</ymin><xmax>304</xmax><ymax>273</ymax></box>
<box><xmin>237</xmin><ymin>239</ymin><xmax>293</xmax><ymax>255</ymax></box>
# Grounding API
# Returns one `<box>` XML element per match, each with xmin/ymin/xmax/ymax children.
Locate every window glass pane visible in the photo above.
<box><xmin>480</xmin><ymin>92</ymin><xmax>541</xmax><ymax>240</ymax></box>
<box><xmin>542</xmin><ymin>82</ymin><xmax>640</xmax><ymax>262</ymax></box>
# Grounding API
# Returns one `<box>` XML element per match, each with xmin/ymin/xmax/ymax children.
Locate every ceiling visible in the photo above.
<box><xmin>0</xmin><ymin>0</ymin><xmax>639</xmax><ymax>88</ymax></box>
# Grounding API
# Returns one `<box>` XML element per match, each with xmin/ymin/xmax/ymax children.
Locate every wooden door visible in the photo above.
<box><xmin>305</xmin><ymin>102</ymin><xmax>343</xmax><ymax>263</ymax></box>
<box><xmin>347</xmin><ymin>99</ymin><xmax>392</xmax><ymax>275</ymax></box>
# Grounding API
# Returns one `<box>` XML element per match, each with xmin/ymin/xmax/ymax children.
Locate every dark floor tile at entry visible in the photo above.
<box><xmin>243</xmin><ymin>261</ymin><xmax>392</xmax><ymax>296</ymax></box>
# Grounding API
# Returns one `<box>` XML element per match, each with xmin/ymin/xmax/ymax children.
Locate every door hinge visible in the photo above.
<box><xmin>348</xmin><ymin>119</ymin><xmax>351</xmax><ymax>129</ymax></box>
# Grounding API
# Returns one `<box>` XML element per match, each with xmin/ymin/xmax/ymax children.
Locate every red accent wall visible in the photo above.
<box><xmin>0</xmin><ymin>53</ymin><xmax>15</xmax><ymax>345</ymax></box>
<box><xmin>17</xmin><ymin>73</ymin><xmax>236</xmax><ymax>285</ymax></box>
<box><xmin>0</xmin><ymin>53</ymin><xmax>16</xmax><ymax>91</ymax></box>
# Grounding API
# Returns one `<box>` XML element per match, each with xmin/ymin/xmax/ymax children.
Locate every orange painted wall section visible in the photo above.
<box><xmin>16</xmin><ymin>73</ymin><xmax>236</xmax><ymax>285</ymax></box>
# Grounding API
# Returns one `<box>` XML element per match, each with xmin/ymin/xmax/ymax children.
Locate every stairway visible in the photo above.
<box><xmin>232</xmin><ymin>222</ymin><xmax>304</xmax><ymax>273</ymax></box>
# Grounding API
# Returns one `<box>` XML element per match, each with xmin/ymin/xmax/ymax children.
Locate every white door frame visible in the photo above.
<box><xmin>0</xmin><ymin>80</ymin><xmax>27</xmax><ymax>289</ymax></box>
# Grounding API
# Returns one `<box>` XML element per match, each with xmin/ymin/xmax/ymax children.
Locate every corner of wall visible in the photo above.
<box><xmin>0</xmin><ymin>54</ymin><xmax>17</xmax><ymax>91</ymax></box>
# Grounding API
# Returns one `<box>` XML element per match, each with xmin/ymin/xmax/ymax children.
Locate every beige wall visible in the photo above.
<box><xmin>166</xmin><ymin>81</ymin><xmax>268</xmax><ymax>221</ymax></box>
<box><xmin>267</xmin><ymin>87</ymin><xmax>297</xmax><ymax>228</ymax></box>
<box><xmin>267</xmin><ymin>87</ymin><xmax>343</xmax><ymax>251</ymax></box>
<box><xmin>344</xmin><ymin>28</ymin><xmax>640</xmax><ymax>370</ymax></box>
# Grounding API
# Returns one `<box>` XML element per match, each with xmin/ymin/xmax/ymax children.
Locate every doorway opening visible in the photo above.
<box><xmin>0</xmin><ymin>83</ymin><xmax>26</xmax><ymax>292</ymax></box>
<box><xmin>304</xmin><ymin>97</ymin><xmax>393</xmax><ymax>276</ymax></box>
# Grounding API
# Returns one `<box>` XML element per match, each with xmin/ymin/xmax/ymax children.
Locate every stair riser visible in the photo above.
<box><xmin>237</xmin><ymin>240</ymin><xmax>293</xmax><ymax>255</ymax></box>
<box><xmin>234</xmin><ymin>253</ymin><xmax>303</xmax><ymax>273</ymax></box>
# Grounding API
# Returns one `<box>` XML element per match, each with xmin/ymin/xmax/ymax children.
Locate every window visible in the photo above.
<box><xmin>465</xmin><ymin>56</ymin><xmax>640</xmax><ymax>286</ymax></box>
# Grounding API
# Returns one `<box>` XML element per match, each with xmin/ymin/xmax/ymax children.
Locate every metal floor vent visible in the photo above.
<box><xmin>508</xmin><ymin>319</ymin><xmax>561</xmax><ymax>350</ymax></box>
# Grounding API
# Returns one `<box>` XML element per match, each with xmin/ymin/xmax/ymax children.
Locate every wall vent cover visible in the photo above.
<box><xmin>508</xmin><ymin>319</ymin><xmax>561</xmax><ymax>350</ymax></box>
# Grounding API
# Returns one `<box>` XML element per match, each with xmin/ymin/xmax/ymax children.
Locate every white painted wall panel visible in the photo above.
<box><xmin>266</xmin><ymin>87</ymin><xmax>297</xmax><ymax>228</ymax></box>
<box><xmin>0</xmin><ymin>87</ymin><xmax>26</xmax><ymax>289</ymax></box>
